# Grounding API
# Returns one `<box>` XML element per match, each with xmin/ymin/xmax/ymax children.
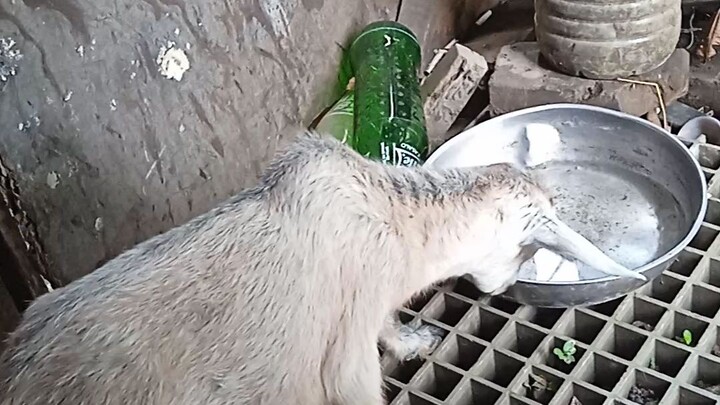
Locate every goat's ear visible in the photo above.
<box><xmin>525</xmin><ymin>212</ymin><xmax>647</xmax><ymax>281</ymax></box>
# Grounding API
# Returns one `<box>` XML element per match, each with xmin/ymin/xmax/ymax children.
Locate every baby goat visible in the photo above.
<box><xmin>0</xmin><ymin>130</ymin><xmax>642</xmax><ymax>404</ymax></box>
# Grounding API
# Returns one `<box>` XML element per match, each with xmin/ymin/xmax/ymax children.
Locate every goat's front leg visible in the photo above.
<box><xmin>324</xmin><ymin>337</ymin><xmax>386</xmax><ymax>405</ymax></box>
<box><xmin>379</xmin><ymin>311</ymin><xmax>445</xmax><ymax>361</ymax></box>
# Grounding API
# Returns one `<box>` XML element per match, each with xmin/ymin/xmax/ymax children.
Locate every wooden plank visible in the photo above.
<box><xmin>0</xmin><ymin>0</ymin><xmax>398</xmax><ymax>284</ymax></box>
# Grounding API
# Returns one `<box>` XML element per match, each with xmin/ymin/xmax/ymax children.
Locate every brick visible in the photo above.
<box><xmin>489</xmin><ymin>42</ymin><xmax>689</xmax><ymax>117</ymax></box>
<box><xmin>422</xmin><ymin>44</ymin><xmax>489</xmax><ymax>152</ymax></box>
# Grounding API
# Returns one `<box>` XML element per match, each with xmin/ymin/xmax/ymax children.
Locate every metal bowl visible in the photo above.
<box><xmin>424</xmin><ymin>104</ymin><xmax>707</xmax><ymax>307</ymax></box>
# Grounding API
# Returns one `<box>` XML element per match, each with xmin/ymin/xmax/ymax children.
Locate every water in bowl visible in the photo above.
<box><xmin>518</xmin><ymin>160</ymin><xmax>687</xmax><ymax>282</ymax></box>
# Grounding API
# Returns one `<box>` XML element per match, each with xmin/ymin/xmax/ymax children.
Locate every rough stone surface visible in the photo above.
<box><xmin>682</xmin><ymin>54</ymin><xmax>720</xmax><ymax>113</ymax></box>
<box><xmin>0</xmin><ymin>0</ymin><xmax>398</xmax><ymax>285</ymax></box>
<box><xmin>421</xmin><ymin>44</ymin><xmax>488</xmax><ymax>152</ymax></box>
<box><xmin>489</xmin><ymin>43</ymin><xmax>690</xmax><ymax>116</ymax></box>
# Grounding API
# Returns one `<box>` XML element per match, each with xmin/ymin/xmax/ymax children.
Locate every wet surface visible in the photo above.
<box><xmin>518</xmin><ymin>161</ymin><xmax>686</xmax><ymax>282</ymax></box>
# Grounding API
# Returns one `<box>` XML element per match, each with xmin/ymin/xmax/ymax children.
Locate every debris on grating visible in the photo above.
<box><xmin>696</xmin><ymin>380</ymin><xmax>720</xmax><ymax>395</ymax></box>
<box><xmin>628</xmin><ymin>385</ymin><xmax>659</xmax><ymax>405</ymax></box>
<box><xmin>632</xmin><ymin>320</ymin><xmax>655</xmax><ymax>331</ymax></box>
<box><xmin>395</xmin><ymin>319</ymin><xmax>445</xmax><ymax>361</ymax></box>
<box><xmin>524</xmin><ymin>373</ymin><xmax>554</xmax><ymax>403</ymax></box>
<box><xmin>712</xmin><ymin>344</ymin><xmax>720</xmax><ymax>357</ymax></box>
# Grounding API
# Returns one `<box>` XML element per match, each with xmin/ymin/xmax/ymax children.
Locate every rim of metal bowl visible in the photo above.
<box><xmin>424</xmin><ymin>103</ymin><xmax>709</xmax><ymax>285</ymax></box>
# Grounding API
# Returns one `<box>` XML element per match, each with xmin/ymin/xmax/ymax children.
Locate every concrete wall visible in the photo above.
<box><xmin>0</xmin><ymin>0</ymin><xmax>500</xmax><ymax>297</ymax></box>
<box><xmin>0</xmin><ymin>0</ymin><xmax>400</xmax><ymax>286</ymax></box>
<box><xmin>0</xmin><ymin>277</ymin><xmax>19</xmax><ymax>352</ymax></box>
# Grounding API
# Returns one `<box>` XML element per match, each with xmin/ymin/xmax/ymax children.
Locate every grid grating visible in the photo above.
<box><xmin>381</xmin><ymin>140</ymin><xmax>720</xmax><ymax>404</ymax></box>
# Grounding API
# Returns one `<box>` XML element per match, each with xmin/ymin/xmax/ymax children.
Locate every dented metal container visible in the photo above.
<box><xmin>424</xmin><ymin>104</ymin><xmax>707</xmax><ymax>308</ymax></box>
<box><xmin>534</xmin><ymin>0</ymin><xmax>681</xmax><ymax>79</ymax></box>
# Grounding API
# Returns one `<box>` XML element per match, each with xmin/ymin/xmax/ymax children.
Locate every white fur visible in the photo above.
<box><xmin>0</xmin><ymin>130</ymin><xmax>635</xmax><ymax>404</ymax></box>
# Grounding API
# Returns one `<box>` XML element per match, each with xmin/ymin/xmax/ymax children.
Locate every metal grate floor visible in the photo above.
<box><xmin>382</xmin><ymin>141</ymin><xmax>720</xmax><ymax>405</ymax></box>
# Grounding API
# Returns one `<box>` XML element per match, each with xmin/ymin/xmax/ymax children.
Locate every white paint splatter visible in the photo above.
<box><xmin>17</xmin><ymin>117</ymin><xmax>38</xmax><ymax>132</ymax></box>
<box><xmin>46</xmin><ymin>172</ymin><xmax>60</xmax><ymax>189</ymax></box>
<box><xmin>0</xmin><ymin>37</ymin><xmax>23</xmax><ymax>82</ymax></box>
<box><xmin>157</xmin><ymin>42</ymin><xmax>190</xmax><ymax>81</ymax></box>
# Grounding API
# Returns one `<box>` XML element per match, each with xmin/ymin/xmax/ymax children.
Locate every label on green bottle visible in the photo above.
<box><xmin>380</xmin><ymin>142</ymin><xmax>422</xmax><ymax>167</ymax></box>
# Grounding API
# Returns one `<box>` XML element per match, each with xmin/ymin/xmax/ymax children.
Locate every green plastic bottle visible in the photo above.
<box><xmin>349</xmin><ymin>21</ymin><xmax>428</xmax><ymax>167</ymax></box>
<box><xmin>315</xmin><ymin>90</ymin><xmax>354</xmax><ymax>146</ymax></box>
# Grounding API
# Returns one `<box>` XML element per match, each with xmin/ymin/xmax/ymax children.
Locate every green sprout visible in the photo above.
<box><xmin>553</xmin><ymin>340</ymin><xmax>577</xmax><ymax>364</ymax></box>
<box><xmin>681</xmin><ymin>329</ymin><xmax>693</xmax><ymax>346</ymax></box>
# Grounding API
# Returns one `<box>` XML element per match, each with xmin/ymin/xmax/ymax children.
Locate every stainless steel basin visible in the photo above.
<box><xmin>424</xmin><ymin>104</ymin><xmax>707</xmax><ymax>307</ymax></box>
